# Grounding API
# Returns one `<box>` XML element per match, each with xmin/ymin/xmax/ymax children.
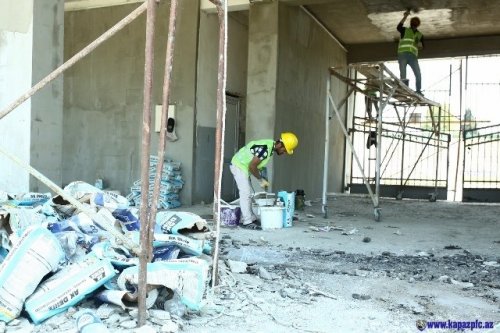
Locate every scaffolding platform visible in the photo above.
<box><xmin>329</xmin><ymin>63</ymin><xmax>439</xmax><ymax>107</ymax></box>
<box><xmin>322</xmin><ymin>62</ymin><xmax>442</xmax><ymax>222</ymax></box>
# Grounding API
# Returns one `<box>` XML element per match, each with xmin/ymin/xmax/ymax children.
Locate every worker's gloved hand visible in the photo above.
<box><xmin>259</xmin><ymin>178</ymin><xmax>270</xmax><ymax>190</ymax></box>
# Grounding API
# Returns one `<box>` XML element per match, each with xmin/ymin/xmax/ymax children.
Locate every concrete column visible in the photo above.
<box><xmin>0</xmin><ymin>0</ymin><xmax>64</xmax><ymax>193</ymax></box>
<box><xmin>246</xmin><ymin>1</ymin><xmax>279</xmax><ymax>183</ymax></box>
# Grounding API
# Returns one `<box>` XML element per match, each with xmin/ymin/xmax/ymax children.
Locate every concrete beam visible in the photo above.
<box><xmin>347</xmin><ymin>35</ymin><xmax>500</xmax><ymax>63</ymax></box>
<box><xmin>64</xmin><ymin>0</ymin><xmax>143</xmax><ymax>11</ymax></box>
<box><xmin>200</xmin><ymin>0</ymin><xmax>249</xmax><ymax>13</ymax></box>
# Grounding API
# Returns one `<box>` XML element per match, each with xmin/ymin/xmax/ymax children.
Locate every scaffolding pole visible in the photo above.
<box><xmin>322</xmin><ymin>83</ymin><xmax>354</xmax><ymax>217</ymax></box>
<box><xmin>137</xmin><ymin>0</ymin><xmax>159</xmax><ymax>326</ymax></box>
<box><xmin>326</xmin><ymin>63</ymin><xmax>440</xmax><ymax>221</ymax></box>
<box><xmin>209</xmin><ymin>0</ymin><xmax>228</xmax><ymax>288</ymax></box>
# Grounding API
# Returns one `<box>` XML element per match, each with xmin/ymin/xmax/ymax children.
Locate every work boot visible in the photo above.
<box><xmin>366</xmin><ymin>131</ymin><xmax>377</xmax><ymax>149</ymax></box>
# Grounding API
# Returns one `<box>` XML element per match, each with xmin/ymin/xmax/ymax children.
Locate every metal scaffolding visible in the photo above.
<box><xmin>323</xmin><ymin>62</ymin><xmax>442</xmax><ymax>221</ymax></box>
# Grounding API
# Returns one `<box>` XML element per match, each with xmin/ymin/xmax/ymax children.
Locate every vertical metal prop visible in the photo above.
<box><xmin>375</xmin><ymin>67</ymin><xmax>383</xmax><ymax>208</ymax></box>
<box><xmin>453</xmin><ymin>59</ymin><xmax>464</xmax><ymax>201</ymax></box>
<box><xmin>138</xmin><ymin>0</ymin><xmax>158</xmax><ymax>326</ymax></box>
<box><xmin>149</xmin><ymin>0</ymin><xmax>178</xmax><ymax>260</ymax></box>
<box><xmin>0</xmin><ymin>2</ymin><xmax>148</xmax><ymax>121</ymax></box>
<box><xmin>433</xmin><ymin>106</ymin><xmax>442</xmax><ymax>198</ymax></box>
<box><xmin>209</xmin><ymin>0</ymin><xmax>228</xmax><ymax>287</ymax></box>
<box><xmin>322</xmin><ymin>75</ymin><xmax>331</xmax><ymax>217</ymax></box>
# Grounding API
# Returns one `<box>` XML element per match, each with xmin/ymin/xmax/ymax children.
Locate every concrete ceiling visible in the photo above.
<box><xmin>65</xmin><ymin>0</ymin><xmax>500</xmax><ymax>60</ymax></box>
<box><xmin>298</xmin><ymin>0</ymin><xmax>500</xmax><ymax>45</ymax></box>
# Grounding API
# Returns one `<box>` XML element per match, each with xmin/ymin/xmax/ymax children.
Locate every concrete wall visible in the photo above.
<box><xmin>31</xmin><ymin>0</ymin><xmax>64</xmax><ymax>192</ymax></box>
<box><xmin>244</xmin><ymin>2</ymin><xmax>279</xmax><ymax>186</ymax></box>
<box><xmin>63</xmin><ymin>1</ymin><xmax>199</xmax><ymax>203</ymax></box>
<box><xmin>274</xmin><ymin>4</ymin><xmax>348</xmax><ymax>198</ymax></box>
<box><xmin>0</xmin><ymin>0</ymin><xmax>63</xmax><ymax>193</ymax></box>
<box><xmin>193</xmin><ymin>11</ymin><xmax>249</xmax><ymax>204</ymax></box>
<box><xmin>0</xmin><ymin>0</ymin><xmax>33</xmax><ymax>192</ymax></box>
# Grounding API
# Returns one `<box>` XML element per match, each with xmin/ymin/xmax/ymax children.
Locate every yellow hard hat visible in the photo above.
<box><xmin>280</xmin><ymin>132</ymin><xmax>298</xmax><ymax>154</ymax></box>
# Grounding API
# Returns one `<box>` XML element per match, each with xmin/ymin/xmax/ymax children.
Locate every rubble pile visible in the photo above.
<box><xmin>0</xmin><ymin>179</ymin><xmax>212</xmax><ymax>332</ymax></box>
<box><xmin>127</xmin><ymin>156</ymin><xmax>184</xmax><ymax>209</ymax></box>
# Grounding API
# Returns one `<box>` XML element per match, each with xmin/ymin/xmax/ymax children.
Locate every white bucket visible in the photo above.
<box><xmin>260</xmin><ymin>206</ymin><xmax>284</xmax><ymax>230</ymax></box>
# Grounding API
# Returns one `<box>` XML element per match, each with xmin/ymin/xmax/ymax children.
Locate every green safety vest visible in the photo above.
<box><xmin>231</xmin><ymin>139</ymin><xmax>274</xmax><ymax>176</ymax></box>
<box><xmin>398</xmin><ymin>28</ymin><xmax>422</xmax><ymax>57</ymax></box>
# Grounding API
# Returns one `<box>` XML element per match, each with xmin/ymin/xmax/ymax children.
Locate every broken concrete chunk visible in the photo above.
<box><xmin>341</xmin><ymin>228</ymin><xmax>358</xmax><ymax>235</ymax></box>
<box><xmin>136</xmin><ymin>325</ymin><xmax>157</xmax><ymax>333</ymax></box>
<box><xmin>103</xmin><ymin>313</ymin><xmax>122</xmax><ymax>325</ymax></box>
<box><xmin>438</xmin><ymin>275</ymin><xmax>451</xmax><ymax>283</ymax></box>
<box><xmin>352</xmin><ymin>293</ymin><xmax>371</xmax><ymax>300</ymax></box>
<box><xmin>258</xmin><ymin>266</ymin><xmax>273</xmax><ymax>280</ymax></box>
<box><xmin>444</xmin><ymin>245</ymin><xmax>462</xmax><ymax>250</ymax></box>
<box><xmin>160</xmin><ymin>320</ymin><xmax>179</xmax><ymax>333</ymax></box>
<box><xmin>120</xmin><ymin>319</ymin><xmax>137</xmax><ymax>329</ymax></box>
<box><xmin>226</xmin><ymin>259</ymin><xmax>248</xmax><ymax>273</ymax></box>
<box><xmin>483</xmin><ymin>261</ymin><xmax>500</xmax><ymax>267</ymax></box>
<box><xmin>285</xmin><ymin>268</ymin><xmax>297</xmax><ymax>279</ymax></box>
<box><xmin>450</xmin><ymin>279</ymin><xmax>474</xmax><ymax>288</ymax></box>
<box><xmin>149</xmin><ymin>309</ymin><xmax>171</xmax><ymax>321</ymax></box>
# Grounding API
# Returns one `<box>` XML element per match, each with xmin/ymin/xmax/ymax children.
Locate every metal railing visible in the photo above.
<box><xmin>349</xmin><ymin>116</ymin><xmax>450</xmax><ymax>199</ymax></box>
<box><xmin>463</xmin><ymin>123</ymin><xmax>500</xmax><ymax>201</ymax></box>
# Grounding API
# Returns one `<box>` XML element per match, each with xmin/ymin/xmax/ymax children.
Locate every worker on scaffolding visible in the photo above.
<box><xmin>365</xmin><ymin>87</ymin><xmax>379</xmax><ymax>121</ymax></box>
<box><xmin>230</xmin><ymin>132</ymin><xmax>298</xmax><ymax>230</ymax></box>
<box><xmin>397</xmin><ymin>10</ymin><xmax>424</xmax><ymax>95</ymax></box>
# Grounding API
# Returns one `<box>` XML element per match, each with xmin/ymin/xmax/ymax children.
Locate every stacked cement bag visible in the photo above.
<box><xmin>127</xmin><ymin>155</ymin><xmax>184</xmax><ymax>209</ymax></box>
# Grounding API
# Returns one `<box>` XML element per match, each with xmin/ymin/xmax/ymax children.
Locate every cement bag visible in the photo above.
<box><xmin>25</xmin><ymin>252</ymin><xmax>116</xmax><ymax>324</ymax></box>
<box><xmin>14</xmin><ymin>192</ymin><xmax>51</xmax><ymax>207</ymax></box>
<box><xmin>155</xmin><ymin>211</ymin><xmax>208</xmax><ymax>234</ymax></box>
<box><xmin>0</xmin><ymin>226</ymin><xmax>64</xmax><ymax>323</ymax></box>
<box><xmin>117</xmin><ymin>257</ymin><xmax>210</xmax><ymax>310</ymax></box>
<box><xmin>43</xmin><ymin>195</ymin><xmax>77</xmax><ymax>220</ymax></box>
<box><xmin>91</xmin><ymin>191</ymin><xmax>129</xmax><ymax>211</ymax></box>
<box><xmin>112</xmin><ymin>208</ymin><xmax>140</xmax><ymax>232</ymax></box>
<box><xmin>153</xmin><ymin>233</ymin><xmax>205</xmax><ymax>256</ymax></box>
<box><xmin>5</xmin><ymin>207</ymin><xmax>47</xmax><ymax>237</ymax></box>
<box><xmin>220</xmin><ymin>200</ymin><xmax>241</xmax><ymax>227</ymax></box>
<box><xmin>96</xmin><ymin>288</ymin><xmax>158</xmax><ymax>310</ymax></box>
<box><xmin>92</xmin><ymin>241</ymin><xmax>138</xmax><ymax>268</ymax></box>
<box><xmin>277</xmin><ymin>191</ymin><xmax>295</xmax><ymax>228</ymax></box>
<box><xmin>64</xmin><ymin>181</ymin><xmax>101</xmax><ymax>203</ymax></box>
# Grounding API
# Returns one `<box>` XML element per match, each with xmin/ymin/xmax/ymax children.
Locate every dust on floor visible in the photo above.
<box><xmin>182</xmin><ymin>195</ymin><xmax>500</xmax><ymax>333</ymax></box>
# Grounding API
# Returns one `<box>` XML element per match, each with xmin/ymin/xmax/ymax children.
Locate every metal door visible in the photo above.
<box><xmin>221</xmin><ymin>95</ymin><xmax>240</xmax><ymax>201</ymax></box>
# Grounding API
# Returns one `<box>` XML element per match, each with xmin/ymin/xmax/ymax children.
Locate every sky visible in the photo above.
<box><xmin>385</xmin><ymin>55</ymin><xmax>500</xmax><ymax>126</ymax></box>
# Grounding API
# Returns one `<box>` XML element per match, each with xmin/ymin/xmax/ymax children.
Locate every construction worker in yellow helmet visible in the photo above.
<box><xmin>230</xmin><ymin>132</ymin><xmax>298</xmax><ymax>230</ymax></box>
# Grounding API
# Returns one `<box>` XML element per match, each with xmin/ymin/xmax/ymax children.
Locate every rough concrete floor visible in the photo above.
<box><xmin>182</xmin><ymin>195</ymin><xmax>500</xmax><ymax>333</ymax></box>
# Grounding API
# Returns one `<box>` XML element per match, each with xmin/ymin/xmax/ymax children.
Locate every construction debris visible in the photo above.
<box><xmin>0</xmin><ymin>179</ymin><xmax>212</xmax><ymax>331</ymax></box>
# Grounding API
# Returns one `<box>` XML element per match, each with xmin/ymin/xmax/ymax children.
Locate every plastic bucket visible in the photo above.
<box><xmin>260</xmin><ymin>206</ymin><xmax>284</xmax><ymax>230</ymax></box>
